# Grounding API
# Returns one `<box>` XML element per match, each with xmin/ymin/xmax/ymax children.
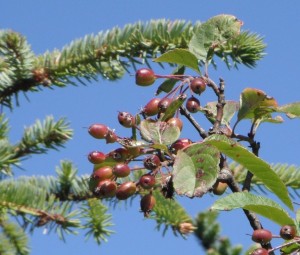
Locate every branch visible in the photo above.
<box><xmin>13</xmin><ymin>116</ymin><xmax>73</xmax><ymax>159</ymax></box>
<box><xmin>0</xmin><ymin>19</ymin><xmax>265</xmax><ymax>108</ymax></box>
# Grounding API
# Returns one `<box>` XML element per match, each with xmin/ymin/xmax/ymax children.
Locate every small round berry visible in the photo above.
<box><xmin>158</xmin><ymin>98</ymin><xmax>172</xmax><ymax>113</ymax></box>
<box><xmin>95</xmin><ymin>180</ymin><xmax>117</xmax><ymax>198</ymax></box>
<box><xmin>105</xmin><ymin>130</ymin><xmax>118</xmax><ymax>144</ymax></box>
<box><xmin>212</xmin><ymin>181</ymin><xmax>228</xmax><ymax>195</ymax></box>
<box><xmin>88</xmin><ymin>151</ymin><xmax>106</xmax><ymax>164</ymax></box>
<box><xmin>116</xmin><ymin>181</ymin><xmax>137</xmax><ymax>200</ymax></box>
<box><xmin>252</xmin><ymin>229</ymin><xmax>272</xmax><ymax>244</ymax></box>
<box><xmin>118</xmin><ymin>111</ymin><xmax>135</xmax><ymax>128</ymax></box>
<box><xmin>140</xmin><ymin>193</ymin><xmax>156</xmax><ymax>217</ymax></box>
<box><xmin>92</xmin><ymin>166</ymin><xmax>114</xmax><ymax>181</ymax></box>
<box><xmin>135</xmin><ymin>68</ymin><xmax>156</xmax><ymax>86</ymax></box>
<box><xmin>250</xmin><ymin>248</ymin><xmax>269</xmax><ymax>255</ymax></box>
<box><xmin>113</xmin><ymin>163</ymin><xmax>131</xmax><ymax>178</ymax></box>
<box><xmin>167</xmin><ymin>117</ymin><xmax>183</xmax><ymax>131</ymax></box>
<box><xmin>88</xmin><ymin>124</ymin><xmax>109</xmax><ymax>139</ymax></box>
<box><xmin>139</xmin><ymin>174</ymin><xmax>156</xmax><ymax>189</ymax></box>
<box><xmin>142</xmin><ymin>98</ymin><xmax>161</xmax><ymax>116</ymax></box>
<box><xmin>190</xmin><ymin>77</ymin><xmax>206</xmax><ymax>95</ymax></box>
<box><xmin>280</xmin><ymin>225</ymin><xmax>296</xmax><ymax>240</ymax></box>
<box><xmin>170</xmin><ymin>138</ymin><xmax>192</xmax><ymax>154</ymax></box>
<box><xmin>143</xmin><ymin>155</ymin><xmax>161</xmax><ymax>170</ymax></box>
<box><xmin>106</xmin><ymin>147</ymin><xmax>130</xmax><ymax>162</ymax></box>
<box><xmin>186</xmin><ymin>96</ymin><xmax>200</xmax><ymax>113</ymax></box>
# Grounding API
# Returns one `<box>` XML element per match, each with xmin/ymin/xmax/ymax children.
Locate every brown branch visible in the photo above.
<box><xmin>179</xmin><ymin>106</ymin><xmax>208</xmax><ymax>139</ymax></box>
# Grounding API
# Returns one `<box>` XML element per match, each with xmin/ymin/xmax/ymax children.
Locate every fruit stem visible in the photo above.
<box><xmin>154</xmin><ymin>74</ymin><xmax>188</xmax><ymax>80</ymax></box>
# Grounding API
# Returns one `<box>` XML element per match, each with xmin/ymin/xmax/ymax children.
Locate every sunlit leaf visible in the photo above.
<box><xmin>211</xmin><ymin>192</ymin><xmax>295</xmax><ymax>226</ymax></box>
<box><xmin>160</xmin><ymin>94</ymin><xmax>187</xmax><ymax>121</ymax></box>
<box><xmin>237</xmin><ymin>88</ymin><xmax>278</xmax><ymax>121</ymax></box>
<box><xmin>154</xmin><ymin>49</ymin><xmax>201</xmax><ymax>74</ymax></box>
<box><xmin>277</xmin><ymin>102</ymin><xmax>300</xmax><ymax>119</ymax></box>
<box><xmin>173</xmin><ymin>143</ymin><xmax>220</xmax><ymax>197</ymax></box>
<box><xmin>189</xmin><ymin>14</ymin><xmax>242</xmax><ymax>63</ymax></box>
<box><xmin>140</xmin><ymin>120</ymin><xmax>180</xmax><ymax>145</ymax></box>
<box><xmin>204</xmin><ymin>134</ymin><xmax>293</xmax><ymax>210</ymax></box>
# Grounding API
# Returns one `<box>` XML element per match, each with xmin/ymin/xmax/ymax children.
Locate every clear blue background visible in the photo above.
<box><xmin>1</xmin><ymin>1</ymin><xmax>300</xmax><ymax>254</ymax></box>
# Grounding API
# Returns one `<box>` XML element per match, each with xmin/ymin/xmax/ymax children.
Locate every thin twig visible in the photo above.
<box><xmin>179</xmin><ymin>106</ymin><xmax>208</xmax><ymax>139</ymax></box>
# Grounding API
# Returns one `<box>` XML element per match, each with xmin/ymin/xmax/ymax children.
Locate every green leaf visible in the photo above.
<box><xmin>258</xmin><ymin>115</ymin><xmax>284</xmax><ymax>124</ymax></box>
<box><xmin>237</xmin><ymin>88</ymin><xmax>278</xmax><ymax>121</ymax></box>
<box><xmin>280</xmin><ymin>241</ymin><xmax>300</xmax><ymax>255</ymax></box>
<box><xmin>296</xmin><ymin>208</ymin><xmax>300</xmax><ymax>227</ymax></box>
<box><xmin>277</xmin><ymin>102</ymin><xmax>300</xmax><ymax>119</ymax></box>
<box><xmin>154</xmin><ymin>49</ymin><xmax>201</xmax><ymax>74</ymax></box>
<box><xmin>204</xmin><ymin>134</ymin><xmax>293</xmax><ymax>210</ymax></box>
<box><xmin>156</xmin><ymin>66</ymin><xmax>185</xmax><ymax>95</ymax></box>
<box><xmin>150</xmin><ymin>143</ymin><xmax>169</xmax><ymax>152</ymax></box>
<box><xmin>189</xmin><ymin>14</ymin><xmax>242</xmax><ymax>63</ymax></box>
<box><xmin>173</xmin><ymin>143</ymin><xmax>220</xmax><ymax>197</ymax></box>
<box><xmin>204</xmin><ymin>100</ymin><xmax>239</xmax><ymax>125</ymax></box>
<box><xmin>211</xmin><ymin>193</ymin><xmax>295</xmax><ymax>226</ymax></box>
<box><xmin>140</xmin><ymin>120</ymin><xmax>180</xmax><ymax>145</ymax></box>
<box><xmin>159</xmin><ymin>94</ymin><xmax>187</xmax><ymax>121</ymax></box>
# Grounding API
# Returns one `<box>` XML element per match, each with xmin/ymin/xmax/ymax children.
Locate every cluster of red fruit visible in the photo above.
<box><xmin>250</xmin><ymin>225</ymin><xmax>297</xmax><ymax>254</ymax></box>
<box><xmin>87</xmin><ymin>68</ymin><xmax>215</xmax><ymax>217</ymax></box>
<box><xmin>87</xmin><ymin>123</ymin><xmax>159</xmax><ymax>217</ymax></box>
<box><xmin>136</xmin><ymin>68</ymin><xmax>206</xmax><ymax>114</ymax></box>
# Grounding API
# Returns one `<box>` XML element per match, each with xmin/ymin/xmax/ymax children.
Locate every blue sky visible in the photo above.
<box><xmin>1</xmin><ymin>1</ymin><xmax>300</xmax><ymax>254</ymax></box>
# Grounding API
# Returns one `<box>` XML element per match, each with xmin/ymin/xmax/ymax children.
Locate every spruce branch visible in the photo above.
<box><xmin>81</xmin><ymin>198</ymin><xmax>114</xmax><ymax>244</ymax></box>
<box><xmin>0</xmin><ymin>176</ymin><xmax>81</xmax><ymax>237</ymax></box>
<box><xmin>215</xmin><ymin>31</ymin><xmax>266</xmax><ymax>68</ymax></box>
<box><xmin>194</xmin><ymin>211</ymin><xmax>242</xmax><ymax>255</ymax></box>
<box><xmin>0</xmin><ymin>19</ymin><xmax>265</xmax><ymax>109</ymax></box>
<box><xmin>0</xmin><ymin>30</ymin><xmax>35</xmax><ymax>108</ymax></box>
<box><xmin>13</xmin><ymin>116</ymin><xmax>73</xmax><ymax>159</ymax></box>
<box><xmin>151</xmin><ymin>190</ymin><xmax>194</xmax><ymax>237</ymax></box>
<box><xmin>0</xmin><ymin>139</ymin><xmax>18</xmax><ymax>176</ymax></box>
<box><xmin>0</xmin><ymin>217</ymin><xmax>29</xmax><ymax>255</ymax></box>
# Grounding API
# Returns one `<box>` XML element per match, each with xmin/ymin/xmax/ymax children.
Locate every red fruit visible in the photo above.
<box><xmin>118</xmin><ymin>111</ymin><xmax>135</xmax><ymax>128</ymax></box>
<box><xmin>135</xmin><ymin>68</ymin><xmax>156</xmax><ymax>86</ymax></box>
<box><xmin>143</xmin><ymin>155</ymin><xmax>161</xmax><ymax>170</ymax></box>
<box><xmin>92</xmin><ymin>166</ymin><xmax>114</xmax><ymax>181</ymax></box>
<box><xmin>158</xmin><ymin>98</ymin><xmax>172</xmax><ymax>113</ymax></box>
<box><xmin>252</xmin><ymin>229</ymin><xmax>272</xmax><ymax>244</ymax></box>
<box><xmin>186</xmin><ymin>96</ymin><xmax>200</xmax><ymax>113</ymax></box>
<box><xmin>212</xmin><ymin>181</ymin><xmax>228</xmax><ymax>195</ymax></box>
<box><xmin>167</xmin><ymin>117</ymin><xmax>183</xmax><ymax>131</ymax></box>
<box><xmin>107</xmin><ymin>147</ymin><xmax>130</xmax><ymax>162</ymax></box>
<box><xmin>170</xmin><ymin>138</ymin><xmax>192</xmax><ymax>154</ymax></box>
<box><xmin>280</xmin><ymin>225</ymin><xmax>296</xmax><ymax>240</ymax></box>
<box><xmin>140</xmin><ymin>194</ymin><xmax>156</xmax><ymax>217</ymax></box>
<box><xmin>143</xmin><ymin>98</ymin><xmax>161</xmax><ymax>116</ymax></box>
<box><xmin>88</xmin><ymin>151</ymin><xmax>106</xmax><ymax>164</ymax></box>
<box><xmin>88</xmin><ymin>124</ymin><xmax>109</xmax><ymax>139</ymax></box>
<box><xmin>113</xmin><ymin>163</ymin><xmax>131</xmax><ymax>178</ymax></box>
<box><xmin>95</xmin><ymin>180</ymin><xmax>117</xmax><ymax>198</ymax></box>
<box><xmin>139</xmin><ymin>174</ymin><xmax>156</xmax><ymax>189</ymax></box>
<box><xmin>116</xmin><ymin>181</ymin><xmax>137</xmax><ymax>200</ymax></box>
<box><xmin>105</xmin><ymin>130</ymin><xmax>118</xmax><ymax>144</ymax></box>
<box><xmin>190</xmin><ymin>77</ymin><xmax>206</xmax><ymax>95</ymax></box>
<box><xmin>250</xmin><ymin>248</ymin><xmax>269</xmax><ymax>255</ymax></box>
